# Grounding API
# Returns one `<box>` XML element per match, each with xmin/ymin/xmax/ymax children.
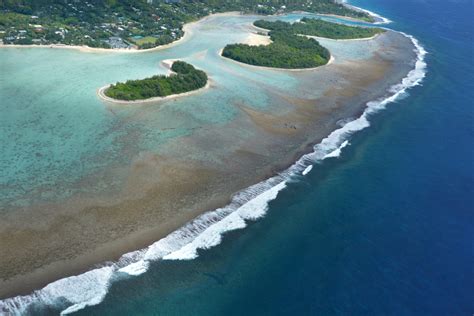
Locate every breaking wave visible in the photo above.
<box><xmin>340</xmin><ymin>0</ymin><xmax>392</xmax><ymax>24</ymax></box>
<box><xmin>0</xmin><ymin>28</ymin><xmax>427</xmax><ymax>316</ymax></box>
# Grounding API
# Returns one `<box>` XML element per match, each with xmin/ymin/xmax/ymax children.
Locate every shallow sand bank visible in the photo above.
<box><xmin>0</xmin><ymin>14</ymin><xmax>417</xmax><ymax>301</ymax></box>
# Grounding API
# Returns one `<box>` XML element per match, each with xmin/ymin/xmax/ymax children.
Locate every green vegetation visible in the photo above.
<box><xmin>222</xmin><ymin>30</ymin><xmax>330</xmax><ymax>69</ymax></box>
<box><xmin>130</xmin><ymin>36</ymin><xmax>158</xmax><ymax>46</ymax></box>
<box><xmin>0</xmin><ymin>0</ymin><xmax>373</xmax><ymax>49</ymax></box>
<box><xmin>254</xmin><ymin>18</ymin><xmax>384</xmax><ymax>40</ymax></box>
<box><xmin>222</xmin><ymin>17</ymin><xmax>383</xmax><ymax>69</ymax></box>
<box><xmin>104</xmin><ymin>61</ymin><xmax>208</xmax><ymax>101</ymax></box>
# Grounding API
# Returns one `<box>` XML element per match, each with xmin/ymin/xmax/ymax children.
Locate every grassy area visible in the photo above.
<box><xmin>130</xmin><ymin>36</ymin><xmax>157</xmax><ymax>46</ymax></box>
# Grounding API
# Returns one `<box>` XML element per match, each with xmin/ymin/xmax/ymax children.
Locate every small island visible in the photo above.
<box><xmin>254</xmin><ymin>18</ymin><xmax>385</xmax><ymax>40</ymax></box>
<box><xmin>103</xmin><ymin>61</ymin><xmax>208</xmax><ymax>102</ymax></box>
<box><xmin>222</xmin><ymin>30</ymin><xmax>331</xmax><ymax>69</ymax></box>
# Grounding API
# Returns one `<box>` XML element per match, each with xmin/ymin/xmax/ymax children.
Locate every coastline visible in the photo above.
<box><xmin>290</xmin><ymin>10</ymin><xmax>374</xmax><ymax>23</ymax></box>
<box><xmin>222</xmin><ymin>26</ymin><xmax>382</xmax><ymax>72</ymax></box>
<box><xmin>0</xmin><ymin>34</ymin><xmax>190</xmax><ymax>54</ymax></box>
<box><xmin>0</xmin><ymin>12</ymin><xmax>211</xmax><ymax>54</ymax></box>
<box><xmin>303</xmin><ymin>33</ymin><xmax>381</xmax><ymax>42</ymax></box>
<box><xmin>336</xmin><ymin>0</ymin><xmax>392</xmax><ymax>24</ymax></box>
<box><xmin>0</xmin><ymin>8</ymin><xmax>424</xmax><ymax>314</ymax></box>
<box><xmin>0</xmin><ymin>8</ymin><xmax>383</xmax><ymax>54</ymax></box>
<box><xmin>251</xmin><ymin>21</ymin><xmax>382</xmax><ymax>44</ymax></box>
<box><xmin>0</xmin><ymin>29</ymin><xmax>419</xmax><ymax>304</ymax></box>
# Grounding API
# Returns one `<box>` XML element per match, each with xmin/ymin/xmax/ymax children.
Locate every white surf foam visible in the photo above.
<box><xmin>324</xmin><ymin>140</ymin><xmax>350</xmax><ymax>159</ymax></box>
<box><xmin>340</xmin><ymin>0</ymin><xmax>392</xmax><ymax>24</ymax></box>
<box><xmin>302</xmin><ymin>165</ymin><xmax>313</xmax><ymax>175</ymax></box>
<box><xmin>0</xmin><ymin>29</ymin><xmax>427</xmax><ymax>316</ymax></box>
<box><xmin>0</xmin><ymin>266</ymin><xmax>114</xmax><ymax>316</ymax></box>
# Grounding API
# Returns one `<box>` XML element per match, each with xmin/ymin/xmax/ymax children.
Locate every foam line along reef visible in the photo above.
<box><xmin>339</xmin><ymin>0</ymin><xmax>392</xmax><ymax>24</ymax></box>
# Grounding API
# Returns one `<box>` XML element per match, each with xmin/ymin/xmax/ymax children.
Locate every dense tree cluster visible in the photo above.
<box><xmin>222</xmin><ymin>28</ymin><xmax>330</xmax><ymax>69</ymax></box>
<box><xmin>0</xmin><ymin>0</ymin><xmax>372</xmax><ymax>21</ymax></box>
<box><xmin>254</xmin><ymin>18</ymin><xmax>384</xmax><ymax>40</ymax></box>
<box><xmin>105</xmin><ymin>61</ymin><xmax>208</xmax><ymax>101</ymax></box>
<box><xmin>0</xmin><ymin>0</ymin><xmax>373</xmax><ymax>49</ymax></box>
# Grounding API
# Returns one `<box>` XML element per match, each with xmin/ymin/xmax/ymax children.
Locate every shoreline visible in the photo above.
<box><xmin>0</xmin><ymin>9</ymin><xmax>381</xmax><ymax>54</ymax></box>
<box><xmin>303</xmin><ymin>33</ymin><xmax>381</xmax><ymax>42</ymax></box>
<box><xmin>290</xmin><ymin>10</ymin><xmax>373</xmax><ymax>23</ymax></box>
<box><xmin>0</xmin><ymin>34</ymin><xmax>190</xmax><ymax>54</ymax></box>
<box><xmin>0</xmin><ymin>12</ymin><xmax>206</xmax><ymax>54</ymax></box>
<box><xmin>336</xmin><ymin>0</ymin><xmax>392</xmax><ymax>24</ymax></box>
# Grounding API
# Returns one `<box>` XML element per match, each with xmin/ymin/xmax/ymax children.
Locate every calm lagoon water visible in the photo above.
<box><xmin>1</xmin><ymin>0</ymin><xmax>473</xmax><ymax>314</ymax></box>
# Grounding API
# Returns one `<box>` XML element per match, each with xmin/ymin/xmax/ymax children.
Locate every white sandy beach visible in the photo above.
<box><xmin>303</xmin><ymin>33</ymin><xmax>381</xmax><ymax>42</ymax></box>
<box><xmin>0</xmin><ymin>14</ymin><xmax>199</xmax><ymax>54</ymax></box>
<box><xmin>243</xmin><ymin>32</ymin><xmax>272</xmax><ymax>46</ymax></box>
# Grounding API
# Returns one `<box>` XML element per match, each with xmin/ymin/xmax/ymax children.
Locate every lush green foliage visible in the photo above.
<box><xmin>0</xmin><ymin>0</ymin><xmax>372</xmax><ymax>48</ymax></box>
<box><xmin>105</xmin><ymin>61</ymin><xmax>207</xmax><ymax>101</ymax></box>
<box><xmin>222</xmin><ymin>30</ymin><xmax>330</xmax><ymax>69</ymax></box>
<box><xmin>0</xmin><ymin>0</ymin><xmax>372</xmax><ymax>20</ymax></box>
<box><xmin>254</xmin><ymin>18</ymin><xmax>384</xmax><ymax>40</ymax></box>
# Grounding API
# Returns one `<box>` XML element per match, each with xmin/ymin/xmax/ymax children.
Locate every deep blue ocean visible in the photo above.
<box><xmin>57</xmin><ymin>0</ymin><xmax>474</xmax><ymax>314</ymax></box>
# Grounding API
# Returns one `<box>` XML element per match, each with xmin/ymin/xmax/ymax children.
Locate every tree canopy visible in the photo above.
<box><xmin>254</xmin><ymin>18</ymin><xmax>384</xmax><ymax>40</ymax></box>
<box><xmin>222</xmin><ymin>26</ymin><xmax>331</xmax><ymax>69</ymax></box>
<box><xmin>105</xmin><ymin>61</ymin><xmax>208</xmax><ymax>101</ymax></box>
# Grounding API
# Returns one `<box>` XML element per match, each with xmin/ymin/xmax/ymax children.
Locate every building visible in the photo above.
<box><xmin>105</xmin><ymin>36</ymin><xmax>131</xmax><ymax>49</ymax></box>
